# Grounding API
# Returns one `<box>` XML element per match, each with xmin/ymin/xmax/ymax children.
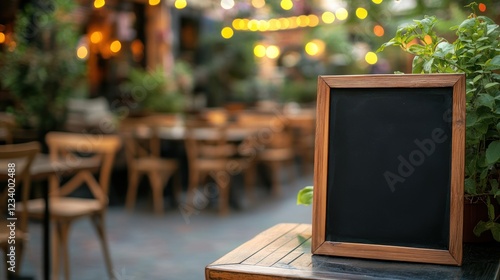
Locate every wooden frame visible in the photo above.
<box><xmin>312</xmin><ymin>74</ymin><xmax>465</xmax><ymax>266</ymax></box>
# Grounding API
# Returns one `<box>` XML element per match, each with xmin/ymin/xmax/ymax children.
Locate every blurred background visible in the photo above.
<box><xmin>0</xmin><ymin>0</ymin><xmax>499</xmax><ymax>279</ymax></box>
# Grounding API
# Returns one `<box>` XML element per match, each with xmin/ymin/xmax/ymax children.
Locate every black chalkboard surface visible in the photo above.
<box><xmin>312</xmin><ymin>74</ymin><xmax>466</xmax><ymax>266</ymax></box>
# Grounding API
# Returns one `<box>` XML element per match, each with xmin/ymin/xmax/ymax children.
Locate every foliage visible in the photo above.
<box><xmin>121</xmin><ymin>65</ymin><xmax>186</xmax><ymax>114</ymax></box>
<box><xmin>297</xmin><ymin>186</ymin><xmax>313</xmax><ymax>206</ymax></box>
<box><xmin>378</xmin><ymin>3</ymin><xmax>500</xmax><ymax>241</ymax></box>
<box><xmin>0</xmin><ymin>0</ymin><xmax>86</xmax><ymax>131</ymax></box>
<box><xmin>280</xmin><ymin>79</ymin><xmax>317</xmax><ymax>103</ymax></box>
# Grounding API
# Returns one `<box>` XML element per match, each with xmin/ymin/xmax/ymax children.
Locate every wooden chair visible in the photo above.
<box><xmin>0</xmin><ymin>142</ymin><xmax>40</xmax><ymax>279</ymax></box>
<box><xmin>120</xmin><ymin>115</ymin><xmax>180</xmax><ymax>215</ymax></box>
<box><xmin>287</xmin><ymin>112</ymin><xmax>316</xmax><ymax>175</ymax></box>
<box><xmin>235</xmin><ymin>112</ymin><xmax>295</xmax><ymax>197</ymax></box>
<box><xmin>184</xmin><ymin>122</ymin><xmax>240</xmax><ymax>215</ymax></box>
<box><xmin>18</xmin><ymin>132</ymin><xmax>121</xmax><ymax>280</ymax></box>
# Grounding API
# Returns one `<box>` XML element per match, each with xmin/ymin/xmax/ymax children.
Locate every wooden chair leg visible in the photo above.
<box><xmin>217</xmin><ymin>178</ymin><xmax>231</xmax><ymax>216</ymax></box>
<box><xmin>56</xmin><ymin>221</ymin><xmax>72</xmax><ymax>280</ymax></box>
<box><xmin>125</xmin><ymin>170</ymin><xmax>140</xmax><ymax>211</ymax></box>
<box><xmin>243</xmin><ymin>163</ymin><xmax>256</xmax><ymax>202</ymax></box>
<box><xmin>148</xmin><ymin>171</ymin><xmax>164</xmax><ymax>215</ymax></box>
<box><xmin>91</xmin><ymin>213</ymin><xmax>114</xmax><ymax>280</ymax></box>
<box><xmin>269</xmin><ymin>162</ymin><xmax>281</xmax><ymax>197</ymax></box>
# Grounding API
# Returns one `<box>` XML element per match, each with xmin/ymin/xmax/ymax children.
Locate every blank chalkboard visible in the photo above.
<box><xmin>312</xmin><ymin>74</ymin><xmax>465</xmax><ymax>266</ymax></box>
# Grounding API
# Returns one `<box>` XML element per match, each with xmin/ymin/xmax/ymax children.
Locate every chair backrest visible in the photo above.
<box><xmin>0</xmin><ymin>141</ymin><xmax>40</xmax><ymax>232</ymax></box>
<box><xmin>45</xmin><ymin>132</ymin><xmax>121</xmax><ymax>197</ymax></box>
<box><xmin>184</xmin><ymin>122</ymin><xmax>237</xmax><ymax>172</ymax></box>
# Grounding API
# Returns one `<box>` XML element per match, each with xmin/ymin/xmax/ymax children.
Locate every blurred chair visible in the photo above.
<box><xmin>65</xmin><ymin>97</ymin><xmax>115</xmax><ymax>133</ymax></box>
<box><xmin>120</xmin><ymin>115</ymin><xmax>180</xmax><ymax>215</ymax></box>
<box><xmin>18</xmin><ymin>132</ymin><xmax>121</xmax><ymax>280</ymax></box>
<box><xmin>287</xmin><ymin>112</ymin><xmax>316</xmax><ymax>174</ymax></box>
<box><xmin>235</xmin><ymin>111</ymin><xmax>295</xmax><ymax>197</ymax></box>
<box><xmin>0</xmin><ymin>142</ymin><xmax>40</xmax><ymax>279</ymax></box>
<box><xmin>184</xmin><ymin>121</ymin><xmax>238</xmax><ymax>215</ymax></box>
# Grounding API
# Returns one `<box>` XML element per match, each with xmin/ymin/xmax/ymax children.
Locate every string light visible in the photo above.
<box><xmin>175</xmin><ymin>0</ymin><xmax>187</xmax><ymax>9</ymax></box>
<box><xmin>280</xmin><ymin>0</ymin><xmax>293</xmax><ymax>11</ymax></box>
<box><xmin>322</xmin><ymin>12</ymin><xmax>335</xmax><ymax>24</ymax></box>
<box><xmin>77</xmin><ymin>46</ymin><xmax>89</xmax><ymax>60</ymax></box>
<box><xmin>90</xmin><ymin>31</ymin><xmax>103</xmax><ymax>44</ymax></box>
<box><xmin>0</xmin><ymin>32</ymin><xmax>5</xmax><ymax>44</ymax></box>
<box><xmin>356</xmin><ymin>8</ymin><xmax>368</xmax><ymax>20</ymax></box>
<box><xmin>94</xmin><ymin>0</ymin><xmax>105</xmax><ymax>8</ymax></box>
<box><xmin>266</xmin><ymin>45</ymin><xmax>280</xmax><ymax>59</ymax></box>
<box><xmin>221</xmin><ymin>27</ymin><xmax>234</xmax><ymax>39</ymax></box>
<box><xmin>335</xmin><ymin>8</ymin><xmax>348</xmax><ymax>21</ymax></box>
<box><xmin>221</xmin><ymin>0</ymin><xmax>234</xmax><ymax>10</ymax></box>
<box><xmin>149</xmin><ymin>0</ymin><xmax>161</xmax><ymax>6</ymax></box>
<box><xmin>365</xmin><ymin>52</ymin><xmax>378</xmax><ymax>65</ymax></box>
<box><xmin>110</xmin><ymin>40</ymin><xmax>121</xmax><ymax>53</ymax></box>
<box><xmin>478</xmin><ymin>3</ymin><xmax>487</xmax><ymax>12</ymax></box>
<box><xmin>372</xmin><ymin>0</ymin><xmax>383</xmax><ymax>4</ymax></box>
<box><xmin>252</xmin><ymin>0</ymin><xmax>265</xmax><ymax>9</ymax></box>
<box><xmin>373</xmin><ymin>25</ymin><xmax>384</xmax><ymax>37</ymax></box>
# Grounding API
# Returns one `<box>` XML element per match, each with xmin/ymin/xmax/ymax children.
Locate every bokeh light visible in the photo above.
<box><xmin>252</xmin><ymin>0</ymin><xmax>266</xmax><ymax>9</ymax></box>
<box><xmin>149</xmin><ymin>0</ymin><xmax>160</xmax><ymax>6</ymax></box>
<box><xmin>266</xmin><ymin>45</ymin><xmax>280</xmax><ymax>59</ymax></box>
<box><xmin>356</xmin><ymin>8</ymin><xmax>368</xmax><ymax>20</ymax></box>
<box><xmin>254</xmin><ymin>44</ymin><xmax>266</xmax><ymax>58</ymax></box>
<box><xmin>478</xmin><ymin>3</ymin><xmax>486</xmax><ymax>12</ymax></box>
<box><xmin>335</xmin><ymin>8</ymin><xmax>348</xmax><ymax>21</ymax></box>
<box><xmin>175</xmin><ymin>0</ymin><xmax>187</xmax><ymax>9</ymax></box>
<box><xmin>221</xmin><ymin>0</ymin><xmax>235</xmax><ymax>10</ymax></box>
<box><xmin>308</xmin><ymin>15</ymin><xmax>319</xmax><ymax>27</ymax></box>
<box><xmin>305</xmin><ymin>39</ymin><xmax>325</xmax><ymax>56</ymax></box>
<box><xmin>365</xmin><ymin>52</ymin><xmax>378</xmax><ymax>65</ymax></box>
<box><xmin>221</xmin><ymin>27</ymin><xmax>234</xmax><ymax>39</ymax></box>
<box><xmin>90</xmin><ymin>31</ymin><xmax>103</xmax><ymax>44</ymax></box>
<box><xmin>77</xmin><ymin>46</ymin><xmax>88</xmax><ymax>60</ymax></box>
<box><xmin>373</xmin><ymin>25</ymin><xmax>384</xmax><ymax>37</ymax></box>
<box><xmin>0</xmin><ymin>32</ymin><xmax>5</xmax><ymax>44</ymax></box>
<box><xmin>281</xmin><ymin>0</ymin><xmax>293</xmax><ymax>11</ymax></box>
<box><xmin>94</xmin><ymin>0</ymin><xmax>105</xmax><ymax>8</ymax></box>
<box><xmin>322</xmin><ymin>12</ymin><xmax>335</xmax><ymax>24</ymax></box>
<box><xmin>110</xmin><ymin>40</ymin><xmax>121</xmax><ymax>53</ymax></box>
<box><xmin>372</xmin><ymin>0</ymin><xmax>383</xmax><ymax>4</ymax></box>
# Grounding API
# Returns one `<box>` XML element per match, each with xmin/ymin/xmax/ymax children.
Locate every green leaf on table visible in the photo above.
<box><xmin>486</xmin><ymin>141</ymin><xmax>500</xmax><ymax>165</ymax></box>
<box><xmin>297</xmin><ymin>186</ymin><xmax>314</xmax><ymax>206</ymax></box>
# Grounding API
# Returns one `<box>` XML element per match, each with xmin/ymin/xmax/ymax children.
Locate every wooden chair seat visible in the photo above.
<box><xmin>134</xmin><ymin>157</ymin><xmax>178</xmax><ymax>172</ymax></box>
<box><xmin>0</xmin><ymin>227</ymin><xmax>27</xmax><ymax>243</ymax></box>
<box><xmin>18</xmin><ymin>197</ymin><xmax>103</xmax><ymax>219</ymax></box>
<box><xmin>258</xmin><ymin>148</ymin><xmax>295</xmax><ymax>161</ymax></box>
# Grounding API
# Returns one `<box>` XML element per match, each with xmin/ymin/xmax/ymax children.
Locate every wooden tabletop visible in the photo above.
<box><xmin>205</xmin><ymin>223</ymin><xmax>500</xmax><ymax>280</ymax></box>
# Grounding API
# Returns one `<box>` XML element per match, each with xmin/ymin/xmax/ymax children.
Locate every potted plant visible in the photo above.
<box><xmin>121</xmin><ymin>64</ymin><xmax>188</xmax><ymax>115</ymax></box>
<box><xmin>298</xmin><ymin>3</ymin><xmax>500</xmax><ymax>242</ymax></box>
<box><xmin>0</xmin><ymin>0</ymin><xmax>86</xmax><ymax>135</ymax></box>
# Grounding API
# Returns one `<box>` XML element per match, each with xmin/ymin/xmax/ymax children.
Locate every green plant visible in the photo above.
<box><xmin>121</xmin><ymin>66</ymin><xmax>186</xmax><ymax>114</ymax></box>
<box><xmin>377</xmin><ymin>3</ymin><xmax>500</xmax><ymax>241</ymax></box>
<box><xmin>0</xmin><ymin>0</ymin><xmax>86</xmax><ymax>132</ymax></box>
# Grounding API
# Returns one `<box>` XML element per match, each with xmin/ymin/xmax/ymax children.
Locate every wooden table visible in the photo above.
<box><xmin>206</xmin><ymin>223</ymin><xmax>500</xmax><ymax>279</ymax></box>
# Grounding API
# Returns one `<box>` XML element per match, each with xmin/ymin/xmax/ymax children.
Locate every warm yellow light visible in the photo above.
<box><xmin>288</xmin><ymin>17</ymin><xmax>298</xmax><ymax>29</ymax></box>
<box><xmin>322</xmin><ymin>11</ymin><xmax>335</xmax><ymax>24</ymax></box>
<box><xmin>149</xmin><ymin>0</ymin><xmax>160</xmax><ymax>5</ymax></box>
<box><xmin>365</xmin><ymin>52</ymin><xmax>378</xmax><ymax>65</ymax></box>
<box><xmin>77</xmin><ymin>46</ymin><xmax>88</xmax><ymax>60</ymax></box>
<box><xmin>336</xmin><ymin>8</ymin><xmax>348</xmax><ymax>21</ymax></box>
<box><xmin>372</xmin><ymin>0</ymin><xmax>383</xmax><ymax>4</ymax></box>
<box><xmin>175</xmin><ymin>0</ymin><xmax>187</xmax><ymax>9</ymax></box>
<box><xmin>254</xmin><ymin>44</ymin><xmax>266</xmax><ymax>58</ymax></box>
<box><xmin>252</xmin><ymin>0</ymin><xmax>265</xmax><ymax>9</ymax></box>
<box><xmin>90</xmin><ymin>31</ymin><xmax>103</xmax><ymax>44</ymax></box>
<box><xmin>110</xmin><ymin>40</ymin><xmax>121</xmax><ymax>53</ymax></box>
<box><xmin>305</xmin><ymin>42</ymin><xmax>319</xmax><ymax>56</ymax></box>
<box><xmin>305</xmin><ymin>39</ymin><xmax>325</xmax><ymax>56</ymax></box>
<box><xmin>221</xmin><ymin>0</ymin><xmax>234</xmax><ymax>10</ymax></box>
<box><xmin>94</xmin><ymin>0</ymin><xmax>105</xmax><ymax>8</ymax></box>
<box><xmin>373</xmin><ymin>25</ymin><xmax>385</xmax><ymax>37</ymax></box>
<box><xmin>269</xmin><ymin>19</ymin><xmax>280</xmax><ymax>31</ymax></box>
<box><xmin>308</xmin><ymin>15</ymin><xmax>319</xmax><ymax>27</ymax></box>
<box><xmin>221</xmin><ymin>27</ymin><xmax>234</xmax><ymax>39</ymax></box>
<box><xmin>258</xmin><ymin>20</ymin><xmax>269</xmax><ymax>32</ymax></box>
<box><xmin>266</xmin><ymin>45</ymin><xmax>280</xmax><ymax>59</ymax></box>
<box><xmin>280</xmin><ymin>0</ymin><xmax>293</xmax><ymax>11</ymax></box>
<box><xmin>248</xmin><ymin>19</ymin><xmax>259</xmax><ymax>31</ymax></box>
<box><xmin>0</xmin><ymin>32</ymin><xmax>5</xmax><ymax>44</ymax></box>
<box><xmin>297</xmin><ymin>15</ymin><xmax>309</xmax><ymax>27</ymax></box>
<box><xmin>232</xmin><ymin>19</ymin><xmax>240</xmax><ymax>30</ymax></box>
<box><xmin>423</xmin><ymin>35</ymin><xmax>432</xmax><ymax>45</ymax></box>
<box><xmin>356</xmin><ymin>8</ymin><xmax>368</xmax><ymax>20</ymax></box>
<box><xmin>279</xmin><ymin>18</ymin><xmax>289</xmax><ymax>29</ymax></box>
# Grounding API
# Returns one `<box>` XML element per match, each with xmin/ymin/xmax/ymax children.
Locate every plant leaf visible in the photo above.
<box><xmin>473</xmin><ymin>220</ymin><xmax>491</xmax><ymax>236</ymax></box>
<box><xmin>485</xmin><ymin>55</ymin><xmax>500</xmax><ymax>70</ymax></box>
<box><xmin>476</xmin><ymin>94</ymin><xmax>495</xmax><ymax>110</ymax></box>
<box><xmin>297</xmin><ymin>186</ymin><xmax>314</xmax><ymax>206</ymax></box>
<box><xmin>464</xmin><ymin>177</ymin><xmax>477</xmax><ymax>195</ymax></box>
<box><xmin>486</xmin><ymin>141</ymin><xmax>500</xmax><ymax>165</ymax></box>
<box><xmin>491</xmin><ymin>223</ymin><xmax>500</xmax><ymax>242</ymax></box>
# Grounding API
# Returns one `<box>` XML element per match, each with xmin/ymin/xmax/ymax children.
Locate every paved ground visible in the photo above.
<box><xmin>17</xmin><ymin>168</ymin><xmax>313</xmax><ymax>280</ymax></box>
